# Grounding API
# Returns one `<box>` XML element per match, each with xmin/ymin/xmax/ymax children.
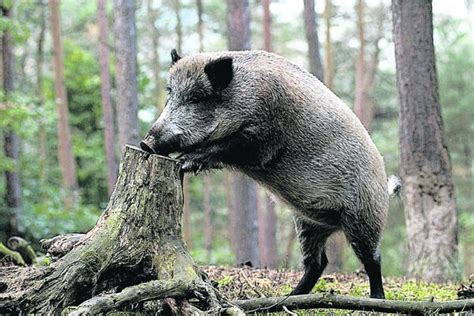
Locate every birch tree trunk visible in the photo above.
<box><xmin>49</xmin><ymin>0</ymin><xmax>79</xmax><ymax>207</ymax></box>
<box><xmin>98</xmin><ymin>0</ymin><xmax>118</xmax><ymax>196</ymax></box>
<box><xmin>392</xmin><ymin>0</ymin><xmax>459</xmax><ymax>282</ymax></box>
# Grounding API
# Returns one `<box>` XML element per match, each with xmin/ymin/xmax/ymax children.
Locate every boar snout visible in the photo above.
<box><xmin>141</xmin><ymin>125</ymin><xmax>184</xmax><ymax>156</ymax></box>
<box><xmin>140</xmin><ymin>137</ymin><xmax>156</xmax><ymax>154</ymax></box>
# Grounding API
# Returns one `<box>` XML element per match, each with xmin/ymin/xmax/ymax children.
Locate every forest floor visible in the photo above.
<box><xmin>204</xmin><ymin>265</ymin><xmax>472</xmax><ymax>315</ymax></box>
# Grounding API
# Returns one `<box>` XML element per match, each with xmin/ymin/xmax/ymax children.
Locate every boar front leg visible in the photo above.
<box><xmin>180</xmin><ymin>137</ymin><xmax>260</xmax><ymax>173</ymax></box>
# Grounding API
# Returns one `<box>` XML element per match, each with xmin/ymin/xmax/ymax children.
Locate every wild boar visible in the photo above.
<box><xmin>141</xmin><ymin>49</ymin><xmax>401</xmax><ymax>299</ymax></box>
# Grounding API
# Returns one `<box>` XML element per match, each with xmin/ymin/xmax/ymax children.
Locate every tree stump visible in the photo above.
<box><xmin>0</xmin><ymin>146</ymin><xmax>240</xmax><ymax>315</ymax></box>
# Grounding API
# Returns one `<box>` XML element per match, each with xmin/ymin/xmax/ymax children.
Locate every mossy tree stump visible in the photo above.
<box><xmin>0</xmin><ymin>146</ymin><xmax>240</xmax><ymax>315</ymax></box>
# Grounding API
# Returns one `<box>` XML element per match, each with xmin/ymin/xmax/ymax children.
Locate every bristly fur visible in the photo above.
<box><xmin>142</xmin><ymin>50</ymin><xmax>392</xmax><ymax>299</ymax></box>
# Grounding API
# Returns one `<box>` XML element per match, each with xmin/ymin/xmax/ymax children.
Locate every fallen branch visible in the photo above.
<box><xmin>232</xmin><ymin>293</ymin><xmax>474</xmax><ymax>315</ymax></box>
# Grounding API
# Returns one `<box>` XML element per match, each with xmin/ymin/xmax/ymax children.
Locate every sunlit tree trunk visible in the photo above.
<box><xmin>36</xmin><ymin>1</ymin><xmax>47</xmax><ymax>182</ymax></box>
<box><xmin>392</xmin><ymin>0</ymin><xmax>459</xmax><ymax>282</ymax></box>
<box><xmin>226</xmin><ymin>0</ymin><xmax>260</xmax><ymax>268</ymax></box>
<box><xmin>354</xmin><ymin>0</ymin><xmax>366</xmax><ymax>128</ymax></box>
<box><xmin>303</xmin><ymin>0</ymin><xmax>324</xmax><ymax>81</ymax></box>
<box><xmin>2</xmin><ymin>4</ymin><xmax>22</xmax><ymax>238</ymax></box>
<box><xmin>182</xmin><ymin>176</ymin><xmax>192</xmax><ymax>248</ymax></box>
<box><xmin>196</xmin><ymin>0</ymin><xmax>213</xmax><ymax>261</ymax></box>
<box><xmin>196</xmin><ymin>0</ymin><xmax>204</xmax><ymax>52</ymax></box>
<box><xmin>260</xmin><ymin>0</ymin><xmax>278</xmax><ymax>269</ymax></box>
<box><xmin>114</xmin><ymin>0</ymin><xmax>139</xmax><ymax>150</ymax></box>
<box><xmin>353</xmin><ymin>0</ymin><xmax>384</xmax><ymax>133</ymax></box>
<box><xmin>264</xmin><ymin>194</ymin><xmax>278</xmax><ymax>269</ymax></box>
<box><xmin>170</xmin><ymin>0</ymin><xmax>191</xmax><ymax>249</ymax></box>
<box><xmin>147</xmin><ymin>0</ymin><xmax>162</xmax><ymax>113</ymax></box>
<box><xmin>203</xmin><ymin>174</ymin><xmax>213</xmax><ymax>262</ymax></box>
<box><xmin>49</xmin><ymin>0</ymin><xmax>79</xmax><ymax>207</ymax></box>
<box><xmin>323</xmin><ymin>0</ymin><xmax>334</xmax><ymax>90</ymax></box>
<box><xmin>174</xmin><ymin>0</ymin><xmax>182</xmax><ymax>53</ymax></box>
<box><xmin>321</xmin><ymin>0</ymin><xmax>344</xmax><ymax>274</ymax></box>
<box><xmin>98</xmin><ymin>0</ymin><xmax>118</xmax><ymax>196</ymax></box>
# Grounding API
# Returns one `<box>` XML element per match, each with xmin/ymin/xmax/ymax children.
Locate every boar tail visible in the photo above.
<box><xmin>387</xmin><ymin>175</ymin><xmax>402</xmax><ymax>196</ymax></box>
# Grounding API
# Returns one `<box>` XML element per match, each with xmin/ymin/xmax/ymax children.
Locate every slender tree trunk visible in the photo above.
<box><xmin>392</xmin><ymin>0</ymin><xmax>459</xmax><ymax>282</ymax></box>
<box><xmin>147</xmin><ymin>0</ymin><xmax>162</xmax><ymax>113</ymax></box>
<box><xmin>226</xmin><ymin>0</ymin><xmax>251</xmax><ymax>51</ymax></box>
<box><xmin>196</xmin><ymin>0</ymin><xmax>204</xmax><ymax>52</ymax></box>
<box><xmin>196</xmin><ymin>0</ymin><xmax>212</xmax><ymax>261</ymax></box>
<box><xmin>182</xmin><ymin>175</ymin><xmax>192</xmax><ymax>249</ymax></box>
<box><xmin>114</xmin><ymin>0</ymin><xmax>139</xmax><ymax>150</ymax></box>
<box><xmin>98</xmin><ymin>0</ymin><xmax>118</xmax><ymax>196</ymax></box>
<box><xmin>2</xmin><ymin>3</ymin><xmax>22</xmax><ymax>239</ymax></box>
<box><xmin>49</xmin><ymin>0</ymin><xmax>79</xmax><ymax>207</ymax></box>
<box><xmin>226</xmin><ymin>0</ymin><xmax>260</xmax><ymax>267</ymax></box>
<box><xmin>261</xmin><ymin>0</ymin><xmax>278</xmax><ymax>269</ymax></box>
<box><xmin>36</xmin><ymin>1</ymin><xmax>47</xmax><ymax>182</ymax></box>
<box><xmin>354</xmin><ymin>0</ymin><xmax>366</xmax><ymax>127</ymax></box>
<box><xmin>323</xmin><ymin>0</ymin><xmax>334</xmax><ymax>90</ymax></box>
<box><xmin>284</xmin><ymin>224</ymin><xmax>296</xmax><ymax>269</ymax></box>
<box><xmin>264</xmin><ymin>193</ymin><xmax>278</xmax><ymax>269</ymax></box>
<box><xmin>353</xmin><ymin>0</ymin><xmax>384</xmax><ymax>133</ymax></box>
<box><xmin>256</xmin><ymin>189</ymin><xmax>267</xmax><ymax>267</ymax></box>
<box><xmin>262</xmin><ymin>0</ymin><xmax>272</xmax><ymax>52</ymax></box>
<box><xmin>203</xmin><ymin>174</ymin><xmax>213</xmax><ymax>262</ymax></box>
<box><xmin>303</xmin><ymin>0</ymin><xmax>324</xmax><ymax>81</ymax></box>
<box><xmin>174</xmin><ymin>0</ymin><xmax>182</xmax><ymax>53</ymax></box>
<box><xmin>224</xmin><ymin>171</ymin><xmax>236</xmax><ymax>253</ymax></box>
<box><xmin>232</xmin><ymin>175</ymin><xmax>260</xmax><ymax>267</ymax></box>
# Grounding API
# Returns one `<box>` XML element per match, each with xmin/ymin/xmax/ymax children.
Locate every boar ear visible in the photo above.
<box><xmin>171</xmin><ymin>49</ymin><xmax>181</xmax><ymax>65</ymax></box>
<box><xmin>204</xmin><ymin>57</ymin><xmax>233</xmax><ymax>91</ymax></box>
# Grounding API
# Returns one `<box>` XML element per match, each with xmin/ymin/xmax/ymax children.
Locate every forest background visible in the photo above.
<box><xmin>0</xmin><ymin>0</ymin><xmax>472</xmax><ymax>281</ymax></box>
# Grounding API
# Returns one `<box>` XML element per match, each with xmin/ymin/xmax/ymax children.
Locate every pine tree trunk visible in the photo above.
<box><xmin>174</xmin><ymin>0</ymin><xmax>183</xmax><ymax>53</ymax></box>
<box><xmin>1</xmin><ymin>4</ymin><xmax>22</xmax><ymax>238</ymax></box>
<box><xmin>49</xmin><ymin>0</ymin><xmax>79</xmax><ymax>207</ymax></box>
<box><xmin>147</xmin><ymin>0</ymin><xmax>162</xmax><ymax>112</ymax></box>
<box><xmin>196</xmin><ymin>0</ymin><xmax>204</xmax><ymax>52</ymax></box>
<box><xmin>323</xmin><ymin>0</ymin><xmax>334</xmax><ymax>90</ymax></box>
<box><xmin>36</xmin><ymin>1</ymin><xmax>48</xmax><ymax>182</ymax></box>
<box><xmin>203</xmin><ymin>174</ymin><xmax>213</xmax><ymax>262</ymax></box>
<box><xmin>264</xmin><ymin>193</ymin><xmax>278</xmax><ymax>269</ymax></box>
<box><xmin>353</xmin><ymin>0</ymin><xmax>384</xmax><ymax>133</ymax></box>
<box><xmin>226</xmin><ymin>0</ymin><xmax>260</xmax><ymax>267</ymax></box>
<box><xmin>114</xmin><ymin>0</ymin><xmax>139</xmax><ymax>150</ymax></box>
<box><xmin>392</xmin><ymin>0</ymin><xmax>459</xmax><ymax>282</ymax></box>
<box><xmin>98</xmin><ymin>0</ymin><xmax>118</xmax><ymax>196</ymax></box>
<box><xmin>353</xmin><ymin>0</ymin><xmax>367</xmax><ymax>128</ymax></box>
<box><xmin>0</xmin><ymin>147</ymin><xmax>238</xmax><ymax>314</ymax></box>
<box><xmin>303</xmin><ymin>0</ymin><xmax>324</xmax><ymax>81</ymax></box>
<box><xmin>262</xmin><ymin>0</ymin><xmax>272</xmax><ymax>52</ymax></box>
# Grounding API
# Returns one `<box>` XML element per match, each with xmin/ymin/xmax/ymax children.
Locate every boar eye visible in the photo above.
<box><xmin>189</xmin><ymin>95</ymin><xmax>201</xmax><ymax>103</ymax></box>
<box><xmin>166</xmin><ymin>86</ymin><xmax>172</xmax><ymax>94</ymax></box>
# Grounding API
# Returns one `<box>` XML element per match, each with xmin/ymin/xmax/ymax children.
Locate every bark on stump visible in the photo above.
<box><xmin>0</xmin><ymin>146</ymin><xmax>238</xmax><ymax>315</ymax></box>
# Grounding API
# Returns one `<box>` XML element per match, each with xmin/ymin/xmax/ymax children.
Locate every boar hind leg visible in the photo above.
<box><xmin>291</xmin><ymin>215</ymin><xmax>334</xmax><ymax>295</ymax></box>
<box><xmin>343</xmin><ymin>217</ymin><xmax>385</xmax><ymax>299</ymax></box>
